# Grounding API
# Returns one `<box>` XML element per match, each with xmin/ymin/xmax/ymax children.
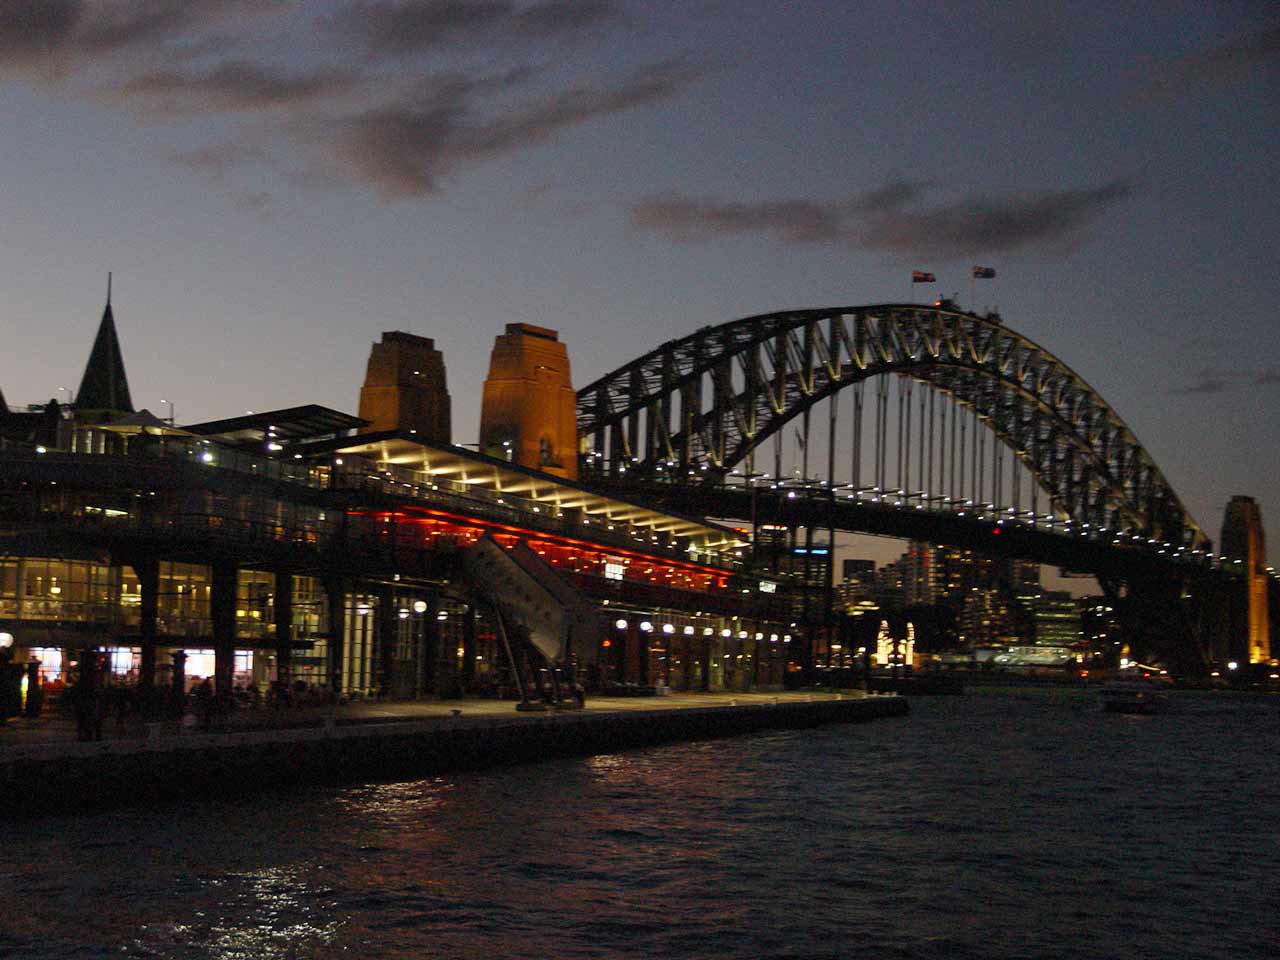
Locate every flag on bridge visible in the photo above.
<box><xmin>972</xmin><ymin>266</ymin><xmax>996</xmax><ymax>279</ymax></box>
<box><xmin>912</xmin><ymin>270</ymin><xmax>936</xmax><ymax>283</ymax></box>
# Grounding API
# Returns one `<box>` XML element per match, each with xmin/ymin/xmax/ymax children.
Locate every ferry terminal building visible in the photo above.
<box><xmin>0</xmin><ymin>294</ymin><xmax>810</xmax><ymax>701</ymax></box>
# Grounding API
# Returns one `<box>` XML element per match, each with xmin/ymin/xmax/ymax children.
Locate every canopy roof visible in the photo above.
<box><xmin>306</xmin><ymin>430</ymin><xmax>744</xmax><ymax>550</ymax></box>
<box><xmin>185</xmin><ymin>404</ymin><xmax>367</xmax><ymax>446</ymax></box>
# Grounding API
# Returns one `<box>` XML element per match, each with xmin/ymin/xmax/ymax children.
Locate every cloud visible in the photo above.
<box><xmin>233</xmin><ymin>191</ymin><xmax>273</xmax><ymax>215</ymax></box>
<box><xmin>632</xmin><ymin>181</ymin><xmax>928</xmax><ymax>245</ymax></box>
<box><xmin>1174</xmin><ymin>369</ymin><xmax>1232</xmax><ymax>395</ymax></box>
<box><xmin>328</xmin><ymin>0</ymin><xmax>620</xmax><ymax>56</ymax></box>
<box><xmin>1136</xmin><ymin>22</ymin><xmax>1280</xmax><ymax>102</ymax></box>
<box><xmin>0</xmin><ymin>2</ymin><xmax>693</xmax><ymax>201</ymax></box>
<box><xmin>861</xmin><ymin>182</ymin><xmax>1132</xmax><ymax>259</ymax></box>
<box><xmin>120</xmin><ymin>60</ymin><xmax>357</xmax><ymax>114</ymax></box>
<box><xmin>331</xmin><ymin>61</ymin><xmax>699</xmax><ymax>197</ymax></box>
<box><xmin>632</xmin><ymin>181</ymin><xmax>1131</xmax><ymax>259</ymax></box>
<box><xmin>0</xmin><ymin>0</ymin><xmax>81</xmax><ymax>73</ymax></box>
<box><xmin>0</xmin><ymin>1</ymin><xmax>261</xmax><ymax>75</ymax></box>
<box><xmin>1172</xmin><ymin>366</ymin><xmax>1280</xmax><ymax>395</ymax></box>
<box><xmin>172</xmin><ymin>142</ymin><xmax>268</xmax><ymax>177</ymax></box>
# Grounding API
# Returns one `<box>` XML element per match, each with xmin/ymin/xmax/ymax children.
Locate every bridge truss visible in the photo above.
<box><xmin>578</xmin><ymin>304</ymin><xmax>1209</xmax><ymax>554</ymax></box>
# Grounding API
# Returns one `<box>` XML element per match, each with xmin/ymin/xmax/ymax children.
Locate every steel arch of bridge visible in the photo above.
<box><xmin>577</xmin><ymin>304</ymin><xmax>1207</xmax><ymax>550</ymax></box>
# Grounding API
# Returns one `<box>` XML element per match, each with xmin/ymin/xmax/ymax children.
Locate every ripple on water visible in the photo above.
<box><xmin>4</xmin><ymin>692</ymin><xmax>1279</xmax><ymax>959</ymax></box>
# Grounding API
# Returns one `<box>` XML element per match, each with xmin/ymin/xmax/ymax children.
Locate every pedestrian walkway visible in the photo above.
<box><xmin>0</xmin><ymin>690</ymin><xmax>871</xmax><ymax>754</ymax></box>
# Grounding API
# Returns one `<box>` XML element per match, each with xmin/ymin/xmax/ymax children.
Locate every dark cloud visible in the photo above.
<box><xmin>632</xmin><ymin>181</ymin><xmax>926</xmax><ymax>244</ymax></box>
<box><xmin>1136</xmin><ymin>22</ymin><xmax>1280</xmax><ymax>102</ymax></box>
<box><xmin>1174</xmin><ymin>369</ymin><xmax>1232</xmax><ymax>395</ymax></box>
<box><xmin>1</xmin><ymin>2</ymin><xmax>690</xmax><ymax>201</ymax></box>
<box><xmin>328</xmin><ymin>0</ymin><xmax>620</xmax><ymax>56</ymax></box>
<box><xmin>233</xmin><ymin>191</ymin><xmax>273</xmax><ymax>215</ymax></box>
<box><xmin>172</xmin><ymin>142</ymin><xmax>268</xmax><ymax>176</ymax></box>
<box><xmin>333</xmin><ymin>61</ymin><xmax>698</xmax><ymax>196</ymax></box>
<box><xmin>510</xmin><ymin>0</ymin><xmax>619</xmax><ymax>37</ymax></box>
<box><xmin>121</xmin><ymin>60</ymin><xmax>357</xmax><ymax>113</ymax></box>
<box><xmin>632</xmin><ymin>181</ymin><xmax>1130</xmax><ymax>259</ymax></box>
<box><xmin>0</xmin><ymin>0</ymin><xmax>81</xmax><ymax>71</ymax></box>
<box><xmin>1172</xmin><ymin>366</ymin><xmax>1280</xmax><ymax>395</ymax></box>
<box><xmin>861</xmin><ymin>182</ymin><xmax>1132</xmax><ymax>259</ymax></box>
<box><xmin>634</xmin><ymin>195</ymin><xmax>844</xmax><ymax>244</ymax></box>
<box><xmin>0</xmin><ymin>1</ymin><xmax>259</xmax><ymax>74</ymax></box>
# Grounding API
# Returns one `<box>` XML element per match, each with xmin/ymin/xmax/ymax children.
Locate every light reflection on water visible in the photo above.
<box><xmin>2</xmin><ymin>690</ymin><xmax>1278</xmax><ymax>959</ymax></box>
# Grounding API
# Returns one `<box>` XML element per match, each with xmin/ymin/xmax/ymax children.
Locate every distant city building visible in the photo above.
<box><xmin>1030</xmin><ymin>591</ymin><xmax>1083</xmax><ymax>648</ymax></box>
<box><xmin>842</xmin><ymin>558</ymin><xmax>875</xmax><ymax>582</ymax></box>
<box><xmin>959</xmin><ymin>588</ymin><xmax>1013</xmax><ymax>646</ymax></box>
<box><xmin>836</xmin><ymin>559</ymin><xmax>878</xmax><ymax>616</ymax></box>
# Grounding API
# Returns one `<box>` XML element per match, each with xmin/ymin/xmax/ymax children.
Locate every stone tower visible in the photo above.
<box><xmin>358</xmin><ymin>332</ymin><xmax>451</xmax><ymax>443</ymax></box>
<box><xmin>1221</xmin><ymin>496</ymin><xmax>1270</xmax><ymax>664</ymax></box>
<box><xmin>479</xmin><ymin>323</ymin><xmax>578</xmax><ymax>481</ymax></box>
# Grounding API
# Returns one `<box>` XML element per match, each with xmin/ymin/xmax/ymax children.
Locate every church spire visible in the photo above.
<box><xmin>74</xmin><ymin>274</ymin><xmax>134</xmax><ymax>415</ymax></box>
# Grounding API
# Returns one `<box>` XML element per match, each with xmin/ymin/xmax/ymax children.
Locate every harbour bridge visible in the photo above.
<box><xmin>575</xmin><ymin>303</ymin><xmax>1261</xmax><ymax>674</ymax></box>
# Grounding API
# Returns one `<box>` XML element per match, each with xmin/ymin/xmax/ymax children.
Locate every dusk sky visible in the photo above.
<box><xmin>2</xmin><ymin>0</ymin><xmax>1278</xmax><ymax>566</ymax></box>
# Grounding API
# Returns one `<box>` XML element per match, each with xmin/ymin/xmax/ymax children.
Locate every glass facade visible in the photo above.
<box><xmin>0</xmin><ymin>557</ymin><xmax>117</xmax><ymax>622</ymax></box>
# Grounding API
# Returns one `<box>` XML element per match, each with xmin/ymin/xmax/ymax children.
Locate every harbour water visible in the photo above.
<box><xmin>2</xmin><ymin>689</ymin><xmax>1277</xmax><ymax>959</ymax></box>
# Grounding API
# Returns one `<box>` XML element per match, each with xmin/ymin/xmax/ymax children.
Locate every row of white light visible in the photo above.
<box><xmin>613</xmin><ymin>619</ymin><xmax>789</xmax><ymax>642</ymax></box>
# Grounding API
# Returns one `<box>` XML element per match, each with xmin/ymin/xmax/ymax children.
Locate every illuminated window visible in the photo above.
<box><xmin>184</xmin><ymin>648</ymin><xmax>216</xmax><ymax>679</ymax></box>
<box><xmin>29</xmin><ymin>647</ymin><xmax>63</xmax><ymax>681</ymax></box>
<box><xmin>106</xmin><ymin>646</ymin><xmax>139</xmax><ymax>676</ymax></box>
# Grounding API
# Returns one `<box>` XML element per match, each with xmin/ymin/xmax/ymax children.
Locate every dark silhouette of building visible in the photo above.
<box><xmin>74</xmin><ymin>275</ymin><xmax>133</xmax><ymax>419</ymax></box>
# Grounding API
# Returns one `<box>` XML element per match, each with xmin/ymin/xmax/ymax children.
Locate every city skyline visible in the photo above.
<box><xmin>2</xmin><ymin>1</ymin><xmax>1277</xmax><ymax>557</ymax></box>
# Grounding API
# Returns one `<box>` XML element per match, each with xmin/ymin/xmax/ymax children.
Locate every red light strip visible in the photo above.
<box><xmin>353</xmin><ymin>507</ymin><xmax>733</xmax><ymax>577</ymax></box>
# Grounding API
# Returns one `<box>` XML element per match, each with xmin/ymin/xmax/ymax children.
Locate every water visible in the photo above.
<box><xmin>3</xmin><ymin>690</ymin><xmax>1278</xmax><ymax>959</ymax></box>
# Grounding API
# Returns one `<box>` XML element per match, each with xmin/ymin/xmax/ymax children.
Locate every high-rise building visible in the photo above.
<box><xmin>836</xmin><ymin>559</ymin><xmax>878</xmax><ymax>614</ymax></box>
<box><xmin>1030</xmin><ymin>591</ymin><xmax>1082</xmax><ymax>648</ymax></box>
<box><xmin>959</xmin><ymin>587</ymin><xmax>1013</xmax><ymax>646</ymax></box>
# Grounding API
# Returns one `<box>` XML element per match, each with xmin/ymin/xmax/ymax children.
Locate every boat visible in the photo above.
<box><xmin>1100</xmin><ymin>677</ymin><xmax>1168</xmax><ymax>714</ymax></box>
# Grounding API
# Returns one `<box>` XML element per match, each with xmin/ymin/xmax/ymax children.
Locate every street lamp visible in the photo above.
<box><xmin>161</xmin><ymin>399</ymin><xmax>174</xmax><ymax>426</ymax></box>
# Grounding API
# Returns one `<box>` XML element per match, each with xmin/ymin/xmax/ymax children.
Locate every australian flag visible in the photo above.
<box><xmin>911</xmin><ymin>270</ymin><xmax>936</xmax><ymax>283</ymax></box>
<box><xmin>972</xmin><ymin>266</ymin><xmax>996</xmax><ymax>279</ymax></box>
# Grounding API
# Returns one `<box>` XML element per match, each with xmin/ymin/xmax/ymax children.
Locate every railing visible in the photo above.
<box><xmin>3</xmin><ymin>439</ymin><xmax>750</xmax><ymax>574</ymax></box>
<box><xmin>615</xmin><ymin>468</ymin><xmax>1240</xmax><ymax>575</ymax></box>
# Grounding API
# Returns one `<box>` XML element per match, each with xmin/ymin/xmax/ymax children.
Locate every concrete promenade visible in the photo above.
<box><xmin>1</xmin><ymin>692</ymin><xmax>908</xmax><ymax>815</ymax></box>
<box><xmin>0</xmin><ymin>691</ymin><xmax>875</xmax><ymax>752</ymax></box>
